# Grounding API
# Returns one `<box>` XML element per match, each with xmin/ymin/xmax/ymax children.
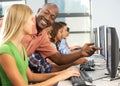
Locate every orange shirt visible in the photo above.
<box><xmin>22</xmin><ymin>30</ymin><xmax>57</xmax><ymax>58</ymax></box>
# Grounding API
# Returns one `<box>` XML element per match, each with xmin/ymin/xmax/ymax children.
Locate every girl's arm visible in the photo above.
<box><xmin>0</xmin><ymin>54</ymin><xmax>80</xmax><ymax>86</ymax></box>
<box><xmin>27</xmin><ymin>67</ymin><xmax>80</xmax><ymax>86</ymax></box>
<box><xmin>27</xmin><ymin>67</ymin><xmax>58</xmax><ymax>82</ymax></box>
<box><xmin>0</xmin><ymin>54</ymin><xmax>28</xmax><ymax>86</ymax></box>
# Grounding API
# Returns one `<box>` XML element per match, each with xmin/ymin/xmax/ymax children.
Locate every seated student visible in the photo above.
<box><xmin>57</xmin><ymin>22</ymin><xmax>88</xmax><ymax>64</ymax></box>
<box><xmin>58</xmin><ymin>22</ymin><xmax>82</xmax><ymax>54</ymax></box>
<box><xmin>58</xmin><ymin>22</ymin><xmax>81</xmax><ymax>54</ymax></box>
<box><xmin>57</xmin><ymin>27</ymin><xmax>71</xmax><ymax>54</ymax></box>
<box><xmin>0</xmin><ymin>4</ymin><xmax>80</xmax><ymax>86</ymax></box>
<box><xmin>50</xmin><ymin>22</ymin><xmax>88</xmax><ymax>65</ymax></box>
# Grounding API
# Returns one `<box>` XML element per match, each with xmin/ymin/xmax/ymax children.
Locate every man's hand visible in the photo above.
<box><xmin>81</xmin><ymin>43</ymin><xmax>102</xmax><ymax>57</ymax></box>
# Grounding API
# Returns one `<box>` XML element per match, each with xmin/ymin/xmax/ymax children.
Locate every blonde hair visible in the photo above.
<box><xmin>1</xmin><ymin>4</ymin><xmax>33</xmax><ymax>44</ymax></box>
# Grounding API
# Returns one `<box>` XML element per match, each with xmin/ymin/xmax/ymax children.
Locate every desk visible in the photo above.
<box><xmin>58</xmin><ymin>55</ymin><xmax>120</xmax><ymax>86</ymax></box>
<box><xmin>58</xmin><ymin>79</ymin><xmax>120</xmax><ymax>86</ymax></box>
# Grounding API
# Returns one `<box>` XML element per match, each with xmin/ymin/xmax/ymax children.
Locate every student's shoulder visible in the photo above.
<box><xmin>0</xmin><ymin>43</ymin><xmax>11</xmax><ymax>54</ymax></box>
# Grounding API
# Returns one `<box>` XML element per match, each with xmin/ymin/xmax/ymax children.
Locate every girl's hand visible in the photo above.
<box><xmin>57</xmin><ymin>67</ymin><xmax>80</xmax><ymax>81</ymax></box>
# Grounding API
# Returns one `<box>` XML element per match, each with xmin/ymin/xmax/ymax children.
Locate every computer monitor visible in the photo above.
<box><xmin>106</xmin><ymin>27</ymin><xmax>120</xmax><ymax>80</ymax></box>
<box><xmin>93</xmin><ymin>27</ymin><xmax>99</xmax><ymax>54</ymax></box>
<box><xmin>99</xmin><ymin>25</ymin><xmax>107</xmax><ymax>60</ymax></box>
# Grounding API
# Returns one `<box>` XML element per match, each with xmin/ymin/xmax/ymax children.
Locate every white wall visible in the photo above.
<box><xmin>91</xmin><ymin>0</ymin><xmax>120</xmax><ymax>47</ymax></box>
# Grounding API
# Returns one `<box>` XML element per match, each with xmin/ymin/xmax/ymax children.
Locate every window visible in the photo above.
<box><xmin>46</xmin><ymin>0</ymin><xmax>92</xmax><ymax>46</ymax></box>
<box><xmin>0</xmin><ymin>0</ymin><xmax>26</xmax><ymax>16</ymax></box>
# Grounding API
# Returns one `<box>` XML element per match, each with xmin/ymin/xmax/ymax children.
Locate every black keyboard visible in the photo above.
<box><xmin>80</xmin><ymin>60</ymin><xmax>95</xmax><ymax>71</ymax></box>
<box><xmin>71</xmin><ymin>70</ymin><xmax>93</xmax><ymax>86</ymax></box>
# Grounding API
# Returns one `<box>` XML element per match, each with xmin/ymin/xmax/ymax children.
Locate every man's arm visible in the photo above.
<box><xmin>48</xmin><ymin>43</ymin><xmax>101</xmax><ymax>65</ymax></box>
<box><xmin>48</xmin><ymin>51</ymin><xmax>83</xmax><ymax>65</ymax></box>
<box><xmin>51</xmin><ymin>58</ymin><xmax>88</xmax><ymax>72</ymax></box>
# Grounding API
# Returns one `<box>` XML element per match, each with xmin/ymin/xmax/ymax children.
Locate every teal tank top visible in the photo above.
<box><xmin>0</xmin><ymin>41</ymin><xmax>28</xmax><ymax>86</ymax></box>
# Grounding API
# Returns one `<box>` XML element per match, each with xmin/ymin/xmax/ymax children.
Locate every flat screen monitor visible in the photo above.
<box><xmin>93</xmin><ymin>27</ymin><xmax>99</xmax><ymax>54</ymax></box>
<box><xmin>106</xmin><ymin>27</ymin><xmax>120</xmax><ymax>80</ymax></box>
<box><xmin>99</xmin><ymin>25</ymin><xmax>107</xmax><ymax>59</ymax></box>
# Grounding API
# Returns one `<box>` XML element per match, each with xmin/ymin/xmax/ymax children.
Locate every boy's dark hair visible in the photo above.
<box><xmin>50</xmin><ymin>22</ymin><xmax>63</xmax><ymax>42</ymax></box>
<box><xmin>59</xmin><ymin>21</ymin><xmax>70</xmax><ymax>32</ymax></box>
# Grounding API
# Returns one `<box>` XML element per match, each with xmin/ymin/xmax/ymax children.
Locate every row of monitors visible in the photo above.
<box><xmin>93</xmin><ymin>25</ymin><xmax>120</xmax><ymax>80</ymax></box>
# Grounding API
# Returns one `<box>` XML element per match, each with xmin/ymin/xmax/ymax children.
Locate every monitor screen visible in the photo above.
<box><xmin>93</xmin><ymin>27</ymin><xmax>99</xmax><ymax>54</ymax></box>
<box><xmin>106</xmin><ymin>27</ymin><xmax>120</xmax><ymax>80</ymax></box>
<box><xmin>99</xmin><ymin>25</ymin><xmax>107</xmax><ymax>59</ymax></box>
<box><xmin>93</xmin><ymin>28</ymin><xmax>98</xmax><ymax>47</ymax></box>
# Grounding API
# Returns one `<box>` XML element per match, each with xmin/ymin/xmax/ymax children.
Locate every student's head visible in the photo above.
<box><xmin>50</xmin><ymin>22</ymin><xmax>63</xmax><ymax>43</ymax></box>
<box><xmin>1</xmin><ymin>4</ymin><xmax>35</xmax><ymax>43</ymax></box>
<box><xmin>59</xmin><ymin>22</ymin><xmax>70</xmax><ymax>38</ymax></box>
<box><xmin>36</xmin><ymin>3</ymin><xmax>59</xmax><ymax>33</ymax></box>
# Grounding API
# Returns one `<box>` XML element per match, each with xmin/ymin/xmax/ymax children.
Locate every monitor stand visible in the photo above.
<box><xmin>110</xmin><ymin>66</ymin><xmax>120</xmax><ymax>81</ymax></box>
<box><xmin>102</xmin><ymin>66</ymin><xmax>120</xmax><ymax>81</ymax></box>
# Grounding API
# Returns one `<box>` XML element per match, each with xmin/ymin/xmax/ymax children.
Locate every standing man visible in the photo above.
<box><xmin>22</xmin><ymin>3</ymin><xmax>101</xmax><ymax>72</ymax></box>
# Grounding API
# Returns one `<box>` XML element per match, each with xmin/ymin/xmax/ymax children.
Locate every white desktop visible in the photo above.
<box><xmin>58</xmin><ymin>54</ymin><xmax>120</xmax><ymax>86</ymax></box>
